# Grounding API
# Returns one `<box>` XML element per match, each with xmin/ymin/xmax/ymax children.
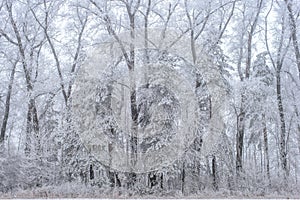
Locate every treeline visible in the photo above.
<box><xmin>0</xmin><ymin>0</ymin><xmax>299</xmax><ymax>197</ymax></box>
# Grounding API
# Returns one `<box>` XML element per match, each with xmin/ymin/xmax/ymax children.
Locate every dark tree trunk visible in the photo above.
<box><xmin>25</xmin><ymin>106</ymin><xmax>32</xmax><ymax>156</ymax></box>
<box><xmin>108</xmin><ymin>171</ymin><xmax>121</xmax><ymax>188</ymax></box>
<box><xmin>160</xmin><ymin>173</ymin><xmax>163</xmax><ymax>189</ymax></box>
<box><xmin>130</xmin><ymin>88</ymin><xmax>138</xmax><ymax>163</ymax></box>
<box><xmin>212</xmin><ymin>156</ymin><xmax>218</xmax><ymax>190</ymax></box>
<box><xmin>7</xmin><ymin>2</ymin><xmax>40</xmax><ymax>156</ymax></box>
<box><xmin>25</xmin><ymin>98</ymin><xmax>40</xmax><ymax>156</ymax></box>
<box><xmin>276</xmin><ymin>69</ymin><xmax>288</xmax><ymax>179</ymax></box>
<box><xmin>263</xmin><ymin>114</ymin><xmax>271</xmax><ymax>185</ymax></box>
<box><xmin>148</xmin><ymin>172</ymin><xmax>164</xmax><ymax>189</ymax></box>
<box><xmin>89</xmin><ymin>164</ymin><xmax>94</xmax><ymax>180</ymax></box>
<box><xmin>0</xmin><ymin>62</ymin><xmax>17</xmax><ymax>143</ymax></box>
<box><xmin>148</xmin><ymin>172</ymin><xmax>156</xmax><ymax>188</ymax></box>
<box><xmin>181</xmin><ymin>161</ymin><xmax>185</xmax><ymax>195</ymax></box>
<box><xmin>236</xmin><ymin>105</ymin><xmax>245</xmax><ymax>175</ymax></box>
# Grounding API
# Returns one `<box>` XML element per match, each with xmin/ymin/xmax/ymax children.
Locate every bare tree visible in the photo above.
<box><xmin>30</xmin><ymin>0</ymin><xmax>88</xmax><ymax>108</ymax></box>
<box><xmin>233</xmin><ymin>0</ymin><xmax>263</xmax><ymax>177</ymax></box>
<box><xmin>184</xmin><ymin>0</ymin><xmax>237</xmax><ymax>64</ymax></box>
<box><xmin>265</xmin><ymin>0</ymin><xmax>290</xmax><ymax>179</ymax></box>
<box><xmin>86</xmin><ymin>0</ymin><xmax>142</xmax><ymax>187</ymax></box>
<box><xmin>0</xmin><ymin>60</ymin><xmax>17</xmax><ymax>144</ymax></box>
<box><xmin>284</xmin><ymin>0</ymin><xmax>300</xmax><ymax>80</ymax></box>
<box><xmin>0</xmin><ymin>1</ymin><xmax>43</xmax><ymax>156</ymax></box>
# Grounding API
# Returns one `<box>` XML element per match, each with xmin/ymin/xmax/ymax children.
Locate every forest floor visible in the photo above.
<box><xmin>1</xmin><ymin>183</ymin><xmax>299</xmax><ymax>199</ymax></box>
<box><xmin>0</xmin><ymin>191</ymin><xmax>300</xmax><ymax>200</ymax></box>
<box><xmin>2</xmin><ymin>198</ymin><xmax>300</xmax><ymax>200</ymax></box>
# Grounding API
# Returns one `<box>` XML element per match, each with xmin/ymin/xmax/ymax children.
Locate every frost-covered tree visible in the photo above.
<box><xmin>0</xmin><ymin>0</ymin><xmax>300</xmax><ymax>197</ymax></box>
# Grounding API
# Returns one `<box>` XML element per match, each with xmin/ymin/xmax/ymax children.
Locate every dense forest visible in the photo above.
<box><xmin>0</xmin><ymin>0</ymin><xmax>300</xmax><ymax>198</ymax></box>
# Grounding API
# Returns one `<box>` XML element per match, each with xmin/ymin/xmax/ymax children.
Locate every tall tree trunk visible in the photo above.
<box><xmin>212</xmin><ymin>156</ymin><xmax>218</xmax><ymax>190</ymax></box>
<box><xmin>181</xmin><ymin>161</ymin><xmax>186</xmax><ymax>195</ymax></box>
<box><xmin>262</xmin><ymin>114</ymin><xmax>271</xmax><ymax>185</ymax></box>
<box><xmin>0</xmin><ymin>61</ymin><xmax>17</xmax><ymax>143</ymax></box>
<box><xmin>236</xmin><ymin>99</ymin><xmax>245</xmax><ymax>175</ymax></box>
<box><xmin>25</xmin><ymin>98</ymin><xmax>40</xmax><ymax>156</ymax></box>
<box><xmin>284</xmin><ymin>1</ymin><xmax>300</xmax><ymax>182</ymax></box>
<box><xmin>235</xmin><ymin>0</ymin><xmax>263</xmax><ymax>178</ymax></box>
<box><xmin>276</xmin><ymin>69</ymin><xmax>288</xmax><ymax>179</ymax></box>
<box><xmin>6</xmin><ymin>1</ymin><xmax>40</xmax><ymax>156</ymax></box>
<box><xmin>126</xmin><ymin>3</ymin><xmax>139</xmax><ymax>187</ymax></box>
<box><xmin>294</xmin><ymin>105</ymin><xmax>300</xmax><ymax>155</ymax></box>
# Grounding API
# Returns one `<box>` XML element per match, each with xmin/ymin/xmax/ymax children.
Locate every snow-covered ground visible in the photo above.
<box><xmin>6</xmin><ymin>198</ymin><xmax>300</xmax><ymax>200</ymax></box>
